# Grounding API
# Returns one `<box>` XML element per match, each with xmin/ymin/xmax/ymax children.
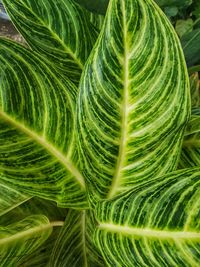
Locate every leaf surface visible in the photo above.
<box><xmin>0</xmin><ymin>183</ymin><xmax>30</xmax><ymax>217</ymax></box>
<box><xmin>0</xmin><ymin>215</ymin><xmax>53</xmax><ymax>267</ymax></box>
<box><xmin>49</xmin><ymin>209</ymin><xmax>105</xmax><ymax>267</ymax></box>
<box><xmin>2</xmin><ymin>0</ymin><xmax>98</xmax><ymax>85</ymax></box>
<box><xmin>94</xmin><ymin>167</ymin><xmax>200</xmax><ymax>266</ymax></box>
<box><xmin>77</xmin><ymin>0</ymin><xmax>190</xmax><ymax>203</ymax></box>
<box><xmin>0</xmin><ymin>38</ymin><xmax>87</xmax><ymax>208</ymax></box>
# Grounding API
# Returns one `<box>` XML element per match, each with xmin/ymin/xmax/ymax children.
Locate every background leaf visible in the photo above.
<box><xmin>0</xmin><ymin>183</ymin><xmax>30</xmax><ymax>217</ymax></box>
<box><xmin>77</xmin><ymin>0</ymin><xmax>190</xmax><ymax>204</ymax></box>
<box><xmin>94</xmin><ymin>167</ymin><xmax>200</xmax><ymax>266</ymax></box>
<box><xmin>181</xmin><ymin>28</ymin><xmax>200</xmax><ymax>67</ymax></box>
<box><xmin>0</xmin><ymin>215</ymin><xmax>53</xmax><ymax>267</ymax></box>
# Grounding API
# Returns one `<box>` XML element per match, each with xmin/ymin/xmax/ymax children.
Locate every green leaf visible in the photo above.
<box><xmin>181</xmin><ymin>28</ymin><xmax>200</xmax><ymax>67</ymax></box>
<box><xmin>179</xmin><ymin>108</ymin><xmax>200</xmax><ymax>168</ymax></box>
<box><xmin>155</xmin><ymin>0</ymin><xmax>192</xmax><ymax>8</ymax></box>
<box><xmin>94</xmin><ymin>167</ymin><xmax>200</xmax><ymax>266</ymax></box>
<box><xmin>189</xmin><ymin>73</ymin><xmax>200</xmax><ymax>108</ymax></box>
<box><xmin>2</xmin><ymin>0</ymin><xmax>98</xmax><ymax>85</ymax></box>
<box><xmin>77</xmin><ymin>0</ymin><xmax>190</xmax><ymax>204</ymax></box>
<box><xmin>73</xmin><ymin>0</ymin><xmax>109</xmax><ymax>15</ymax></box>
<box><xmin>0</xmin><ymin>215</ymin><xmax>54</xmax><ymax>267</ymax></box>
<box><xmin>49</xmin><ymin>209</ymin><xmax>105</xmax><ymax>266</ymax></box>
<box><xmin>175</xmin><ymin>19</ymin><xmax>193</xmax><ymax>37</ymax></box>
<box><xmin>0</xmin><ymin>38</ymin><xmax>87</xmax><ymax>208</ymax></box>
<box><xmin>89</xmin><ymin>13</ymin><xmax>105</xmax><ymax>32</ymax></box>
<box><xmin>0</xmin><ymin>183</ymin><xmax>30</xmax><ymax>217</ymax></box>
<box><xmin>20</xmin><ymin>227</ymin><xmax>61</xmax><ymax>267</ymax></box>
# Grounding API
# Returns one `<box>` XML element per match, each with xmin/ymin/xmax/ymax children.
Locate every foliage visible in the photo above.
<box><xmin>0</xmin><ymin>0</ymin><xmax>199</xmax><ymax>266</ymax></box>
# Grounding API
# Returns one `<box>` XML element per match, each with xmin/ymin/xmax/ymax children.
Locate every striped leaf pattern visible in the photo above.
<box><xmin>179</xmin><ymin>108</ymin><xmax>200</xmax><ymax>168</ymax></box>
<box><xmin>0</xmin><ymin>183</ymin><xmax>30</xmax><ymax>217</ymax></box>
<box><xmin>77</xmin><ymin>0</ymin><xmax>190</xmax><ymax>203</ymax></box>
<box><xmin>49</xmin><ymin>210</ymin><xmax>88</xmax><ymax>266</ymax></box>
<box><xmin>2</xmin><ymin>0</ymin><xmax>98</xmax><ymax>85</ymax></box>
<box><xmin>190</xmin><ymin>73</ymin><xmax>200</xmax><ymax>108</ymax></box>
<box><xmin>0</xmin><ymin>38</ymin><xmax>87</xmax><ymax>208</ymax></box>
<box><xmin>0</xmin><ymin>215</ymin><xmax>53</xmax><ymax>267</ymax></box>
<box><xmin>49</xmin><ymin>209</ymin><xmax>105</xmax><ymax>267</ymax></box>
<box><xmin>94</xmin><ymin>167</ymin><xmax>200</xmax><ymax>267</ymax></box>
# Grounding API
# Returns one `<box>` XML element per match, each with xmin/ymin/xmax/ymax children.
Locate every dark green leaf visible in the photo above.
<box><xmin>181</xmin><ymin>28</ymin><xmax>200</xmax><ymax>67</ymax></box>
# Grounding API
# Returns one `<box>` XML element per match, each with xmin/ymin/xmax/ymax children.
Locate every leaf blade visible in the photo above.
<box><xmin>77</xmin><ymin>0</ymin><xmax>190</xmax><ymax>203</ymax></box>
<box><xmin>0</xmin><ymin>38</ymin><xmax>87</xmax><ymax>208</ymax></box>
<box><xmin>2</xmin><ymin>0</ymin><xmax>98</xmax><ymax>85</ymax></box>
<box><xmin>94</xmin><ymin>167</ymin><xmax>200</xmax><ymax>266</ymax></box>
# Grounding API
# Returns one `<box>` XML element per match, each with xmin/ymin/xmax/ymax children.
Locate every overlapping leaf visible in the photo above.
<box><xmin>49</xmin><ymin>209</ymin><xmax>105</xmax><ymax>267</ymax></box>
<box><xmin>0</xmin><ymin>38</ymin><xmax>87</xmax><ymax>208</ymax></box>
<box><xmin>2</xmin><ymin>0</ymin><xmax>98</xmax><ymax>85</ymax></box>
<box><xmin>0</xmin><ymin>215</ymin><xmax>53</xmax><ymax>267</ymax></box>
<box><xmin>0</xmin><ymin>183</ymin><xmax>30</xmax><ymax>217</ymax></box>
<box><xmin>179</xmin><ymin>73</ymin><xmax>200</xmax><ymax>168</ymax></box>
<box><xmin>94</xmin><ymin>167</ymin><xmax>200</xmax><ymax>266</ymax></box>
<box><xmin>77</xmin><ymin>0</ymin><xmax>190</xmax><ymax>203</ymax></box>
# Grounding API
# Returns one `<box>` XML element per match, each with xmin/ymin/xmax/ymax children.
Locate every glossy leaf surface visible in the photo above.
<box><xmin>3</xmin><ymin>0</ymin><xmax>98</xmax><ymax>85</ymax></box>
<box><xmin>0</xmin><ymin>38</ymin><xmax>87</xmax><ymax>208</ymax></box>
<box><xmin>95</xmin><ymin>167</ymin><xmax>200</xmax><ymax>266</ymax></box>
<box><xmin>77</xmin><ymin>0</ymin><xmax>190</xmax><ymax>203</ymax></box>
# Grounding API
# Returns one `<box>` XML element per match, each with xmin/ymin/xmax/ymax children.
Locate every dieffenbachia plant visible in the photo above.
<box><xmin>0</xmin><ymin>0</ymin><xmax>199</xmax><ymax>266</ymax></box>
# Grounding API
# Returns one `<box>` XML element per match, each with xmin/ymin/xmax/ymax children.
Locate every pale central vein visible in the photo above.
<box><xmin>0</xmin><ymin>220</ymin><xmax>64</xmax><ymax>245</ymax></box>
<box><xmin>0</xmin><ymin>110</ymin><xmax>85</xmax><ymax>188</ymax></box>
<box><xmin>107</xmin><ymin>1</ymin><xmax>129</xmax><ymax>198</ymax></box>
<box><xmin>99</xmin><ymin>223</ymin><xmax>200</xmax><ymax>240</ymax></box>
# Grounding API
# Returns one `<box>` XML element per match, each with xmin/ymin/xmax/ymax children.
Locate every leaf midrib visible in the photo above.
<box><xmin>0</xmin><ymin>220</ymin><xmax>64</xmax><ymax>245</ymax></box>
<box><xmin>0</xmin><ymin>110</ymin><xmax>85</xmax><ymax>188</ymax></box>
<box><xmin>98</xmin><ymin>223</ymin><xmax>200</xmax><ymax>240</ymax></box>
<box><xmin>107</xmin><ymin>1</ymin><xmax>129</xmax><ymax>198</ymax></box>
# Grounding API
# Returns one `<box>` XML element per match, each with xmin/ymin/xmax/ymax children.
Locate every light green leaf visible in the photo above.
<box><xmin>0</xmin><ymin>215</ymin><xmax>55</xmax><ymax>267</ymax></box>
<box><xmin>2</xmin><ymin>0</ymin><xmax>98</xmax><ymax>85</ymax></box>
<box><xmin>190</xmin><ymin>72</ymin><xmax>200</xmax><ymax>108</ymax></box>
<box><xmin>0</xmin><ymin>38</ymin><xmax>87</xmax><ymax>208</ymax></box>
<box><xmin>175</xmin><ymin>19</ymin><xmax>193</xmax><ymax>37</ymax></box>
<box><xmin>94</xmin><ymin>167</ymin><xmax>200</xmax><ymax>266</ymax></box>
<box><xmin>77</xmin><ymin>0</ymin><xmax>190</xmax><ymax>203</ymax></box>
<box><xmin>90</xmin><ymin>13</ymin><xmax>105</xmax><ymax>32</ymax></box>
<box><xmin>49</xmin><ymin>209</ymin><xmax>105</xmax><ymax>266</ymax></box>
<box><xmin>0</xmin><ymin>183</ymin><xmax>30</xmax><ymax>217</ymax></box>
<box><xmin>179</xmin><ymin>108</ymin><xmax>200</xmax><ymax>168</ymax></box>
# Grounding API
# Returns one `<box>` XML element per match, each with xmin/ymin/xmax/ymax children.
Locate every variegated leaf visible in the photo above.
<box><xmin>0</xmin><ymin>183</ymin><xmax>30</xmax><ymax>217</ymax></box>
<box><xmin>0</xmin><ymin>38</ymin><xmax>87</xmax><ymax>208</ymax></box>
<box><xmin>77</xmin><ymin>0</ymin><xmax>190</xmax><ymax>203</ymax></box>
<box><xmin>179</xmin><ymin>108</ymin><xmax>200</xmax><ymax>168</ymax></box>
<box><xmin>49</xmin><ymin>209</ymin><xmax>105</xmax><ymax>267</ymax></box>
<box><xmin>2</xmin><ymin>0</ymin><xmax>98</xmax><ymax>85</ymax></box>
<box><xmin>94</xmin><ymin>167</ymin><xmax>200</xmax><ymax>267</ymax></box>
<box><xmin>0</xmin><ymin>215</ymin><xmax>55</xmax><ymax>267</ymax></box>
<box><xmin>190</xmin><ymin>72</ymin><xmax>200</xmax><ymax>108</ymax></box>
